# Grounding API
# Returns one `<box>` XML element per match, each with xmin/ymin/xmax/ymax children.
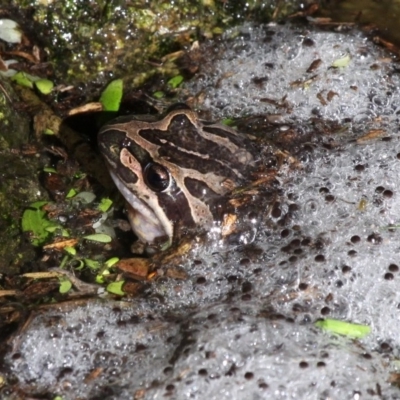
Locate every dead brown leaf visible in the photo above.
<box><xmin>68</xmin><ymin>102</ymin><xmax>103</xmax><ymax>116</ymax></box>
<box><xmin>121</xmin><ymin>281</ymin><xmax>144</xmax><ymax>296</ymax></box>
<box><xmin>165</xmin><ymin>267</ymin><xmax>188</xmax><ymax>280</ymax></box>
<box><xmin>373</xmin><ymin>36</ymin><xmax>400</xmax><ymax>55</ymax></box>
<box><xmin>84</xmin><ymin>367</ymin><xmax>103</xmax><ymax>384</ymax></box>
<box><xmin>327</xmin><ymin>90</ymin><xmax>338</xmax><ymax>102</ymax></box>
<box><xmin>117</xmin><ymin>258</ymin><xmax>150</xmax><ymax>280</ymax></box>
<box><xmin>43</xmin><ymin>238</ymin><xmax>79</xmax><ymax>251</ymax></box>
<box><xmin>307</xmin><ymin>59</ymin><xmax>322</xmax><ymax>73</ymax></box>
<box><xmin>0</xmin><ymin>290</ymin><xmax>19</xmax><ymax>297</ymax></box>
<box><xmin>22</xmin><ymin>280</ymin><xmax>59</xmax><ymax>299</ymax></box>
<box><xmin>4</xmin><ymin>50</ymin><xmax>38</xmax><ymax>64</ymax></box>
<box><xmin>221</xmin><ymin>213</ymin><xmax>237</xmax><ymax>237</ymax></box>
<box><xmin>356</xmin><ymin>129</ymin><xmax>386</xmax><ymax>143</ymax></box>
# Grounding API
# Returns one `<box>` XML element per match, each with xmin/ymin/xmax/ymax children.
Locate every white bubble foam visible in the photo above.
<box><xmin>5</xmin><ymin>22</ymin><xmax>400</xmax><ymax>399</ymax></box>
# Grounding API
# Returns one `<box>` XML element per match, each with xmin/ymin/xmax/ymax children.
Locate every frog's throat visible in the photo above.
<box><xmin>109</xmin><ymin>170</ymin><xmax>172</xmax><ymax>245</ymax></box>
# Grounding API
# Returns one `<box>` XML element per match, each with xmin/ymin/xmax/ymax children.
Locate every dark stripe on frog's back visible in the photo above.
<box><xmin>159</xmin><ymin>145</ymin><xmax>245</xmax><ymax>183</ymax></box>
<box><xmin>138</xmin><ymin>114</ymin><xmax>253</xmax><ymax>171</ymax></box>
<box><xmin>200</xmin><ymin>123</ymin><xmax>254</xmax><ymax>151</ymax></box>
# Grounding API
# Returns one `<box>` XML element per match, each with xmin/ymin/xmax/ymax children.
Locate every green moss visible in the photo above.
<box><xmin>0</xmin><ymin>151</ymin><xmax>47</xmax><ymax>275</ymax></box>
<box><xmin>11</xmin><ymin>0</ymin><xmax>301</xmax><ymax>96</ymax></box>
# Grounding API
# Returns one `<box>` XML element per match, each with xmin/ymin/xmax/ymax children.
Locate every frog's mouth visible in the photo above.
<box><xmin>109</xmin><ymin>171</ymin><xmax>172</xmax><ymax>250</ymax></box>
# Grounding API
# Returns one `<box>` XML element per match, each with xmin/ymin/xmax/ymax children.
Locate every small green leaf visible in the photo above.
<box><xmin>167</xmin><ymin>75</ymin><xmax>184</xmax><ymax>89</ymax></box>
<box><xmin>74</xmin><ymin>259</ymin><xmax>85</xmax><ymax>270</ymax></box>
<box><xmin>107</xmin><ymin>280</ymin><xmax>125</xmax><ymax>295</ymax></box>
<box><xmin>332</xmin><ymin>54</ymin><xmax>351</xmax><ymax>68</ymax></box>
<box><xmin>84</xmin><ymin>233</ymin><xmax>112</xmax><ymax>243</ymax></box>
<box><xmin>105</xmin><ymin>257</ymin><xmax>119</xmax><ymax>267</ymax></box>
<box><xmin>153</xmin><ymin>91</ymin><xmax>165</xmax><ymax>99</ymax></box>
<box><xmin>74</xmin><ymin>172</ymin><xmax>86</xmax><ymax>179</ymax></box>
<box><xmin>96</xmin><ymin>269</ymin><xmax>110</xmax><ymax>284</ymax></box>
<box><xmin>221</xmin><ymin>118</ymin><xmax>235</xmax><ymax>126</ymax></box>
<box><xmin>212</xmin><ymin>26</ymin><xmax>224</xmax><ymax>34</ymax></box>
<box><xmin>11</xmin><ymin>71</ymin><xmax>34</xmax><ymax>88</ymax></box>
<box><xmin>43</xmin><ymin>167</ymin><xmax>57</xmax><ymax>173</ymax></box>
<box><xmin>100</xmin><ymin>79</ymin><xmax>123</xmax><ymax>111</ymax></box>
<box><xmin>0</xmin><ymin>19</ymin><xmax>22</xmax><ymax>44</ymax></box>
<box><xmin>66</xmin><ymin>188</ymin><xmax>77</xmax><ymax>198</ymax></box>
<box><xmin>74</xmin><ymin>191</ymin><xmax>96</xmax><ymax>204</ymax></box>
<box><xmin>35</xmin><ymin>78</ymin><xmax>54</xmax><ymax>95</ymax></box>
<box><xmin>381</xmin><ymin>224</ymin><xmax>400</xmax><ymax>230</ymax></box>
<box><xmin>98</xmin><ymin>197</ymin><xmax>113</xmax><ymax>212</ymax></box>
<box><xmin>64</xmin><ymin>246</ymin><xmax>76</xmax><ymax>255</ymax></box>
<box><xmin>59</xmin><ymin>277</ymin><xmax>72</xmax><ymax>294</ymax></box>
<box><xmin>44</xmin><ymin>128</ymin><xmax>55</xmax><ymax>135</ymax></box>
<box><xmin>21</xmin><ymin>201</ymin><xmax>58</xmax><ymax>246</ymax></box>
<box><xmin>84</xmin><ymin>258</ymin><xmax>101</xmax><ymax>270</ymax></box>
<box><xmin>59</xmin><ymin>254</ymin><xmax>69</xmax><ymax>269</ymax></box>
<box><xmin>315</xmin><ymin>318</ymin><xmax>371</xmax><ymax>338</ymax></box>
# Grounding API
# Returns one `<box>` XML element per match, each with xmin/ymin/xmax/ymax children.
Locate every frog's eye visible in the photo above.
<box><xmin>143</xmin><ymin>163</ymin><xmax>171</xmax><ymax>192</ymax></box>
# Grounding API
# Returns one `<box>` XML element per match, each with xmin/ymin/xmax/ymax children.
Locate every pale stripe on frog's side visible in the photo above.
<box><xmin>98</xmin><ymin>105</ymin><xmax>271</xmax><ymax>253</ymax></box>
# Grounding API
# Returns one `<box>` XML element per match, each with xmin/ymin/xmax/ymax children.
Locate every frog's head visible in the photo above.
<box><xmin>98</xmin><ymin>106</ymin><xmax>256</xmax><ymax>252</ymax></box>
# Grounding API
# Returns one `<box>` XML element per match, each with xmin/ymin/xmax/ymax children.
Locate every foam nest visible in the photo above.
<box><xmin>4</xmin><ymin>22</ymin><xmax>400</xmax><ymax>399</ymax></box>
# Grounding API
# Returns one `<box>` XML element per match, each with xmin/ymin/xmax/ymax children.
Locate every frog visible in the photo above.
<box><xmin>98</xmin><ymin>104</ymin><xmax>283</xmax><ymax>257</ymax></box>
